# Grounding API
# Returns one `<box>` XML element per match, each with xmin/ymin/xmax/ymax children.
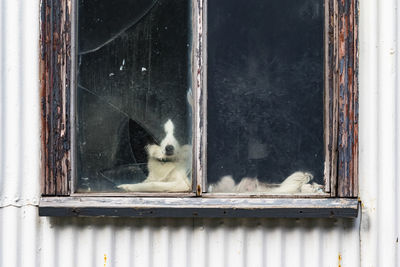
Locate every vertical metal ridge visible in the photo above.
<box><xmin>377</xmin><ymin>0</ymin><xmax>398</xmax><ymax>266</ymax></box>
<box><xmin>262</xmin><ymin>219</ymin><xmax>282</xmax><ymax>267</ymax></box>
<box><xmin>395</xmin><ymin>1</ymin><xmax>400</xmax><ymax>266</ymax></box>
<box><xmin>185</xmin><ymin>218</ymin><xmax>192</xmax><ymax>267</ymax></box>
<box><xmin>1</xmin><ymin>0</ymin><xmax>20</xmax><ymax>202</ymax></box>
<box><xmin>0</xmin><ymin>0</ymin><xmax>6</xmax><ymax>201</ymax></box>
<box><xmin>192</xmin><ymin>218</ymin><xmax>207</xmax><ymax>267</ymax></box>
<box><xmin>20</xmin><ymin>0</ymin><xmax>40</xmax><ymax>202</ymax></box>
<box><xmin>114</xmin><ymin>222</ymin><xmax>129</xmax><ymax>266</ymax></box>
<box><xmin>2</xmin><ymin>208</ymin><xmax>19</xmax><ymax>267</ymax></box>
<box><xmin>358</xmin><ymin>0</ymin><xmax>379</xmax><ymax>266</ymax></box>
<box><xmin>17</xmin><ymin>0</ymin><xmax>24</xmax><ymax>207</ymax></box>
<box><xmin>21</xmin><ymin>207</ymin><xmax>39</xmax><ymax>267</ymax></box>
<box><xmin>0</xmin><ymin>0</ymin><xmax>40</xmax><ymax>203</ymax></box>
<box><xmin>0</xmin><ymin>210</ymin><xmax>3</xmax><ymax>267</ymax></box>
<box><xmin>39</xmin><ymin>218</ymin><xmax>54</xmax><ymax>267</ymax></box>
<box><xmin>243</xmin><ymin>218</ymin><xmax>263</xmax><ymax>267</ymax></box>
<box><xmin>16</xmin><ymin>208</ymin><xmax>22</xmax><ymax>267</ymax></box>
<box><xmin>0</xmin><ymin>210</ymin><xmax>3</xmax><ymax>266</ymax></box>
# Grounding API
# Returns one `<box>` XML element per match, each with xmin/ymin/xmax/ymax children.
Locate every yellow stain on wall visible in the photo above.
<box><xmin>338</xmin><ymin>253</ymin><xmax>342</xmax><ymax>267</ymax></box>
<box><xmin>104</xmin><ymin>254</ymin><xmax>107</xmax><ymax>267</ymax></box>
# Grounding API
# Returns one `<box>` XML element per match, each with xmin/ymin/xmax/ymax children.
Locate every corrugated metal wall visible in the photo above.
<box><xmin>0</xmin><ymin>0</ymin><xmax>398</xmax><ymax>266</ymax></box>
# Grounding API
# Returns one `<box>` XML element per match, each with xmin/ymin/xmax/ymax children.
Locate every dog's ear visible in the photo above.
<box><xmin>164</xmin><ymin>119</ymin><xmax>174</xmax><ymax>135</ymax></box>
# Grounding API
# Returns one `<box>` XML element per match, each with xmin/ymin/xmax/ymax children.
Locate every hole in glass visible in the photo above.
<box><xmin>76</xmin><ymin>0</ymin><xmax>192</xmax><ymax>192</ymax></box>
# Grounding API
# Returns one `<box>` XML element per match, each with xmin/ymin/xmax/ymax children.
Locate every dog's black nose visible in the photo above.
<box><xmin>165</xmin><ymin>145</ymin><xmax>175</xmax><ymax>155</ymax></box>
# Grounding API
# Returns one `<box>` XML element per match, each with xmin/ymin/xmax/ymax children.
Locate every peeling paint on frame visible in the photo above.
<box><xmin>325</xmin><ymin>0</ymin><xmax>359</xmax><ymax>197</ymax></box>
<box><xmin>40</xmin><ymin>0</ymin><xmax>72</xmax><ymax>196</ymax></box>
<box><xmin>39</xmin><ymin>0</ymin><xmax>359</xmax><ymax>206</ymax></box>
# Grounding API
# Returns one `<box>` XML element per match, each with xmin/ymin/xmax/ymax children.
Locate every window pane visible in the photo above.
<box><xmin>76</xmin><ymin>0</ymin><xmax>192</xmax><ymax>192</ymax></box>
<box><xmin>207</xmin><ymin>0</ymin><xmax>324</xmax><ymax>194</ymax></box>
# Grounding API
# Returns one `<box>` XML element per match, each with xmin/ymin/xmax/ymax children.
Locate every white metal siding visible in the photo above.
<box><xmin>0</xmin><ymin>0</ymin><xmax>398</xmax><ymax>266</ymax></box>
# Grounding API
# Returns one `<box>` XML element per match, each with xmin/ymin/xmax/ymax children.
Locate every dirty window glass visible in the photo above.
<box><xmin>207</xmin><ymin>0</ymin><xmax>325</xmax><ymax>194</ymax></box>
<box><xmin>76</xmin><ymin>0</ymin><xmax>192</xmax><ymax>192</ymax></box>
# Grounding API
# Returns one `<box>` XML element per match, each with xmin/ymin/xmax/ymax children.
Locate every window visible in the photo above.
<box><xmin>39</xmin><ymin>0</ymin><xmax>359</xmax><ymax>217</ymax></box>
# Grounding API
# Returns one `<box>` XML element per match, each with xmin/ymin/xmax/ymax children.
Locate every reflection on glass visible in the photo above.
<box><xmin>207</xmin><ymin>0</ymin><xmax>325</xmax><ymax>194</ymax></box>
<box><xmin>76</xmin><ymin>0</ymin><xmax>192</xmax><ymax>192</ymax></box>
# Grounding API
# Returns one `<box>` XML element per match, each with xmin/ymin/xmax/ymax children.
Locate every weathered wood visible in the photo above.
<box><xmin>331</xmin><ymin>0</ymin><xmax>340</xmax><ymax>196</ymax></box>
<box><xmin>71</xmin><ymin>192</ymin><xmax>330</xmax><ymax>198</ymax></box>
<box><xmin>201</xmin><ymin>193</ymin><xmax>331</xmax><ymax>199</ymax></box>
<box><xmin>72</xmin><ymin>192</ymin><xmax>196</xmax><ymax>197</ymax></box>
<box><xmin>40</xmin><ymin>0</ymin><xmax>72</xmax><ymax>195</ymax></box>
<box><xmin>337</xmin><ymin>0</ymin><xmax>359</xmax><ymax>197</ymax></box>
<box><xmin>324</xmin><ymin>0</ymin><xmax>335</xmax><ymax>193</ymax></box>
<box><xmin>193</xmin><ymin>0</ymin><xmax>207</xmax><ymax>195</ymax></box>
<box><xmin>325</xmin><ymin>0</ymin><xmax>358</xmax><ymax>197</ymax></box>
<box><xmin>39</xmin><ymin>197</ymin><xmax>359</xmax><ymax>218</ymax></box>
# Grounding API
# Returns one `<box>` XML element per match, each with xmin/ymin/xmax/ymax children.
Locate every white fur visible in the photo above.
<box><xmin>118</xmin><ymin>120</ymin><xmax>192</xmax><ymax>192</ymax></box>
<box><xmin>209</xmin><ymin>171</ymin><xmax>322</xmax><ymax>194</ymax></box>
<box><xmin>270</xmin><ymin>171</ymin><xmax>313</xmax><ymax>193</ymax></box>
<box><xmin>208</xmin><ymin>175</ymin><xmax>236</xmax><ymax>192</ymax></box>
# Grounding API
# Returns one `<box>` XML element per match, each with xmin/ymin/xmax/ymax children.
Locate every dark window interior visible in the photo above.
<box><xmin>207</xmin><ymin>0</ymin><xmax>324</xmax><ymax>185</ymax></box>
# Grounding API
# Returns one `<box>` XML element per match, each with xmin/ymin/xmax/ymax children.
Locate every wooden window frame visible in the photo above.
<box><xmin>39</xmin><ymin>0</ymin><xmax>359</xmax><ymax>217</ymax></box>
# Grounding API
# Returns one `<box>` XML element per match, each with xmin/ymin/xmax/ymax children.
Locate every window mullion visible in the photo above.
<box><xmin>193</xmin><ymin>0</ymin><xmax>207</xmax><ymax>196</ymax></box>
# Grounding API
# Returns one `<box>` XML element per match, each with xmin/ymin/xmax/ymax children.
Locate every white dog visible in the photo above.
<box><xmin>118</xmin><ymin>120</ymin><xmax>192</xmax><ymax>192</ymax></box>
<box><xmin>209</xmin><ymin>172</ymin><xmax>323</xmax><ymax>194</ymax></box>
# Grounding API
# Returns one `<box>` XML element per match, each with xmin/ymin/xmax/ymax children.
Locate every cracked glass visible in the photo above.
<box><xmin>76</xmin><ymin>0</ymin><xmax>192</xmax><ymax>192</ymax></box>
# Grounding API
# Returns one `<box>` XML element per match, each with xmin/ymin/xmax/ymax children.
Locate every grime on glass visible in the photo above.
<box><xmin>76</xmin><ymin>0</ymin><xmax>325</xmax><ymax>195</ymax></box>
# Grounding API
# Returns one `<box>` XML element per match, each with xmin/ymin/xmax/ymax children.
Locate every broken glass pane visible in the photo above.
<box><xmin>207</xmin><ymin>0</ymin><xmax>325</xmax><ymax>194</ymax></box>
<box><xmin>76</xmin><ymin>0</ymin><xmax>192</xmax><ymax>192</ymax></box>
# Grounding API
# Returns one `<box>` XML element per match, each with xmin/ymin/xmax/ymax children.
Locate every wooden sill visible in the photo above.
<box><xmin>39</xmin><ymin>197</ymin><xmax>359</xmax><ymax>218</ymax></box>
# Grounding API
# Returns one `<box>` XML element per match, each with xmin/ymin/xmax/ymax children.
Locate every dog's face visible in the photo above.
<box><xmin>160</xmin><ymin>119</ymin><xmax>180</xmax><ymax>158</ymax></box>
<box><xmin>148</xmin><ymin>120</ymin><xmax>181</xmax><ymax>161</ymax></box>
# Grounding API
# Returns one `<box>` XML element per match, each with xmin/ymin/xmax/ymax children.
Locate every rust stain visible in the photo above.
<box><xmin>196</xmin><ymin>184</ymin><xmax>202</xmax><ymax>196</ymax></box>
<box><xmin>338</xmin><ymin>253</ymin><xmax>342</xmax><ymax>267</ymax></box>
<box><xmin>104</xmin><ymin>254</ymin><xmax>107</xmax><ymax>267</ymax></box>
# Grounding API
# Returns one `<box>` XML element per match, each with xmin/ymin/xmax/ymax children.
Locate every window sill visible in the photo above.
<box><xmin>39</xmin><ymin>197</ymin><xmax>359</xmax><ymax>218</ymax></box>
